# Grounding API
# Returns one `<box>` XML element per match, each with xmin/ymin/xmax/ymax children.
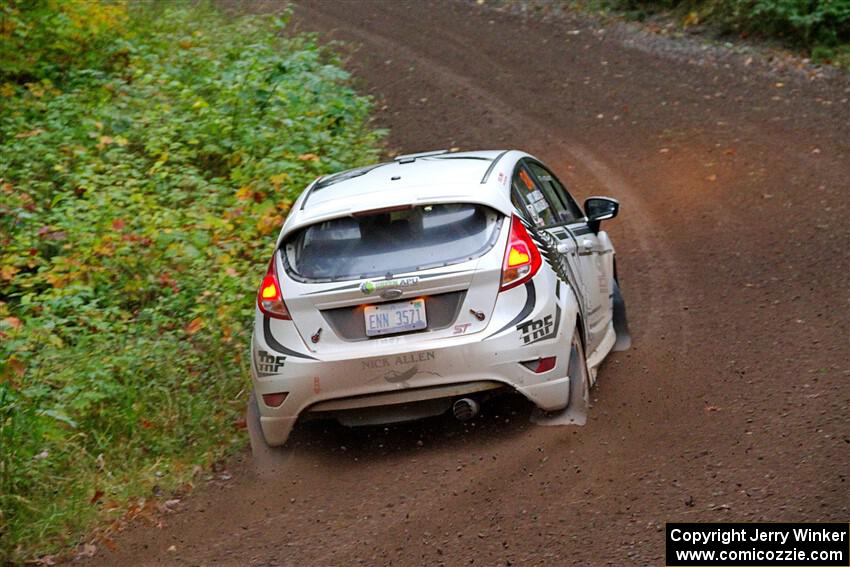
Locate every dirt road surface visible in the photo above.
<box><xmin>80</xmin><ymin>1</ymin><xmax>849</xmax><ymax>565</ymax></box>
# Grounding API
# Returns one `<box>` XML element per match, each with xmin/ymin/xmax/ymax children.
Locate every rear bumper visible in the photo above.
<box><xmin>307</xmin><ymin>380</ymin><xmax>504</xmax><ymax>413</ymax></box>
<box><xmin>257</xmin><ymin>377</ymin><xmax>571</xmax><ymax>446</ymax></box>
<box><xmin>251</xmin><ymin>334</ymin><xmax>576</xmax><ymax>447</ymax></box>
<box><xmin>251</xmin><ymin>278</ymin><xmax>580</xmax><ymax>446</ymax></box>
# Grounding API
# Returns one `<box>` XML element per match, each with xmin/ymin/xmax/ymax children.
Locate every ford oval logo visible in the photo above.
<box><xmin>360</xmin><ymin>276</ymin><xmax>420</xmax><ymax>295</ymax></box>
<box><xmin>380</xmin><ymin>288</ymin><xmax>404</xmax><ymax>300</ymax></box>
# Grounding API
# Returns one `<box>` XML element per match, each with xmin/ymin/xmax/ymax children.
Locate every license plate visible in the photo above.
<box><xmin>364</xmin><ymin>299</ymin><xmax>427</xmax><ymax>337</ymax></box>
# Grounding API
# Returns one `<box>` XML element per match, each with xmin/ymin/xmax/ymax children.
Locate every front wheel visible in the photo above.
<box><xmin>612</xmin><ymin>279</ymin><xmax>631</xmax><ymax>351</ymax></box>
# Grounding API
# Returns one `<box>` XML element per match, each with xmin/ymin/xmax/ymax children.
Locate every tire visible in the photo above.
<box><xmin>532</xmin><ymin>326</ymin><xmax>590</xmax><ymax>426</ymax></box>
<box><xmin>247</xmin><ymin>390</ymin><xmax>291</xmax><ymax>475</ymax></box>
<box><xmin>564</xmin><ymin>327</ymin><xmax>590</xmax><ymax>425</ymax></box>
<box><xmin>612</xmin><ymin>279</ymin><xmax>632</xmax><ymax>351</ymax></box>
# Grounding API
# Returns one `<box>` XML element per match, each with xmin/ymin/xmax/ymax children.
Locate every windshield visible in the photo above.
<box><xmin>283</xmin><ymin>203</ymin><xmax>502</xmax><ymax>281</ymax></box>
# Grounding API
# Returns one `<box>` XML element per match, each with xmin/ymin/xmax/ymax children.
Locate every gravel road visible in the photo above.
<box><xmin>78</xmin><ymin>1</ymin><xmax>849</xmax><ymax>565</ymax></box>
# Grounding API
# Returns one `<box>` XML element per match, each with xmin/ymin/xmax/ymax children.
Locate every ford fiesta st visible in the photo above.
<box><xmin>248</xmin><ymin>149</ymin><xmax>630</xmax><ymax>452</ymax></box>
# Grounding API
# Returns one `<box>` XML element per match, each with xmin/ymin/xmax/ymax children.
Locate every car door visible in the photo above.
<box><xmin>529</xmin><ymin>161</ymin><xmax>614</xmax><ymax>351</ymax></box>
<box><xmin>511</xmin><ymin>160</ymin><xmax>609</xmax><ymax>354</ymax></box>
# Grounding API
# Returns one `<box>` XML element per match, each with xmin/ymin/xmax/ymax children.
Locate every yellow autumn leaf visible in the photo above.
<box><xmin>45</xmin><ymin>272</ymin><xmax>69</xmax><ymax>289</ymax></box>
<box><xmin>97</xmin><ymin>135</ymin><xmax>113</xmax><ymax>150</ymax></box>
<box><xmin>4</xmin><ymin>356</ymin><xmax>26</xmax><ymax>380</ymax></box>
<box><xmin>257</xmin><ymin>211</ymin><xmax>284</xmax><ymax>235</ymax></box>
<box><xmin>185</xmin><ymin>317</ymin><xmax>204</xmax><ymax>335</ymax></box>
<box><xmin>94</xmin><ymin>242</ymin><xmax>115</xmax><ymax>256</ymax></box>
<box><xmin>297</xmin><ymin>153</ymin><xmax>320</xmax><ymax>162</ymax></box>
<box><xmin>26</xmin><ymin>83</ymin><xmax>45</xmax><ymax>98</ymax></box>
<box><xmin>235</xmin><ymin>186</ymin><xmax>253</xmax><ymax>201</ymax></box>
<box><xmin>0</xmin><ymin>265</ymin><xmax>19</xmax><ymax>281</ymax></box>
<box><xmin>15</xmin><ymin>128</ymin><xmax>44</xmax><ymax>139</ymax></box>
<box><xmin>269</xmin><ymin>172</ymin><xmax>289</xmax><ymax>190</ymax></box>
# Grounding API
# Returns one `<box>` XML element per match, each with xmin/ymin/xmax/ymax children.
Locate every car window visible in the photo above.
<box><xmin>283</xmin><ymin>203</ymin><xmax>502</xmax><ymax>281</ymax></box>
<box><xmin>525</xmin><ymin>162</ymin><xmax>583</xmax><ymax>224</ymax></box>
<box><xmin>512</xmin><ymin>164</ymin><xmax>557</xmax><ymax>227</ymax></box>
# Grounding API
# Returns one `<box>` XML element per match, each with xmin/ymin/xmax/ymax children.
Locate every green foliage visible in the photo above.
<box><xmin>0</xmin><ymin>2</ymin><xmax>384</xmax><ymax>562</ymax></box>
<box><xmin>575</xmin><ymin>0</ymin><xmax>850</xmax><ymax>59</ymax></box>
<box><xmin>749</xmin><ymin>0</ymin><xmax>849</xmax><ymax>46</ymax></box>
<box><xmin>811</xmin><ymin>41</ymin><xmax>850</xmax><ymax>64</ymax></box>
<box><xmin>699</xmin><ymin>0</ymin><xmax>850</xmax><ymax>48</ymax></box>
<box><xmin>0</xmin><ymin>0</ymin><xmax>129</xmax><ymax>82</ymax></box>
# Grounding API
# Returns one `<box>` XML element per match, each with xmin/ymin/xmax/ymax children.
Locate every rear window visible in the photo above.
<box><xmin>283</xmin><ymin>203</ymin><xmax>502</xmax><ymax>281</ymax></box>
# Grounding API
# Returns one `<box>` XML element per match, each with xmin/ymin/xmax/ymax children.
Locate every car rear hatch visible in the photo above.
<box><xmin>277</xmin><ymin>203</ymin><xmax>506</xmax><ymax>357</ymax></box>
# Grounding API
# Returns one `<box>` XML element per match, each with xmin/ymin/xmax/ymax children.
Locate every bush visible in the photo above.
<box><xmin>588</xmin><ymin>0</ymin><xmax>850</xmax><ymax>55</ymax></box>
<box><xmin>0</xmin><ymin>2</ymin><xmax>383</xmax><ymax>562</ymax></box>
<box><xmin>696</xmin><ymin>0</ymin><xmax>850</xmax><ymax>48</ymax></box>
<box><xmin>0</xmin><ymin>0</ymin><xmax>128</xmax><ymax>82</ymax></box>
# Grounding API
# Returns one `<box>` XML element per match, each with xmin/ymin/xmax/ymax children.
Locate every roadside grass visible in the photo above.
<box><xmin>0</xmin><ymin>1</ymin><xmax>384</xmax><ymax>562</ymax></box>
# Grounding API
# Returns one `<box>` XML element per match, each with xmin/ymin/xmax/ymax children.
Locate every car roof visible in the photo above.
<box><xmin>278</xmin><ymin>149</ymin><xmax>526</xmax><ymax>242</ymax></box>
<box><xmin>305</xmin><ymin>150</ymin><xmax>505</xmax><ymax>208</ymax></box>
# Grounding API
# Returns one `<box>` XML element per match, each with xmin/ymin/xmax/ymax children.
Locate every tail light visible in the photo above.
<box><xmin>521</xmin><ymin>356</ymin><xmax>557</xmax><ymax>373</ymax></box>
<box><xmin>262</xmin><ymin>392</ymin><xmax>288</xmax><ymax>408</ymax></box>
<box><xmin>500</xmin><ymin>215</ymin><xmax>542</xmax><ymax>292</ymax></box>
<box><xmin>257</xmin><ymin>253</ymin><xmax>291</xmax><ymax>319</ymax></box>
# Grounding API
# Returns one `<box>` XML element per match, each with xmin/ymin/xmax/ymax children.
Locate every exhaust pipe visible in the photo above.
<box><xmin>452</xmin><ymin>398</ymin><xmax>480</xmax><ymax>421</ymax></box>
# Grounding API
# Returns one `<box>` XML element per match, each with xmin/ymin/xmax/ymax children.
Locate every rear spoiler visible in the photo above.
<box><xmin>394</xmin><ymin>149</ymin><xmax>449</xmax><ymax>164</ymax></box>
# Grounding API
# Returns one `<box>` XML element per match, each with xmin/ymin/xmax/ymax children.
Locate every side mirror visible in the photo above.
<box><xmin>584</xmin><ymin>197</ymin><xmax>619</xmax><ymax>233</ymax></box>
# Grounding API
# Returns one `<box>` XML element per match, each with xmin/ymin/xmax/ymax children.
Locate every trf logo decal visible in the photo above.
<box><xmin>517</xmin><ymin>315</ymin><xmax>554</xmax><ymax>344</ymax></box>
<box><xmin>516</xmin><ymin>304</ymin><xmax>561</xmax><ymax>346</ymax></box>
<box><xmin>255</xmin><ymin>350</ymin><xmax>286</xmax><ymax>376</ymax></box>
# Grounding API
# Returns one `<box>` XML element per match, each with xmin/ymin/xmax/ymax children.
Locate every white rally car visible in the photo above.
<box><xmin>248</xmin><ymin>149</ymin><xmax>630</xmax><ymax>451</ymax></box>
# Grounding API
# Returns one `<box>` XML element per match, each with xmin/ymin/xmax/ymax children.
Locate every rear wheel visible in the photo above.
<box><xmin>564</xmin><ymin>327</ymin><xmax>590</xmax><ymax>424</ymax></box>
<box><xmin>247</xmin><ymin>390</ymin><xmax>291</xmax><ymax>474</ymax></box>
<box><xmin>532</xmin><ymin>326</ymin><xmax>590</xmax><ymax>426</ymax></box>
